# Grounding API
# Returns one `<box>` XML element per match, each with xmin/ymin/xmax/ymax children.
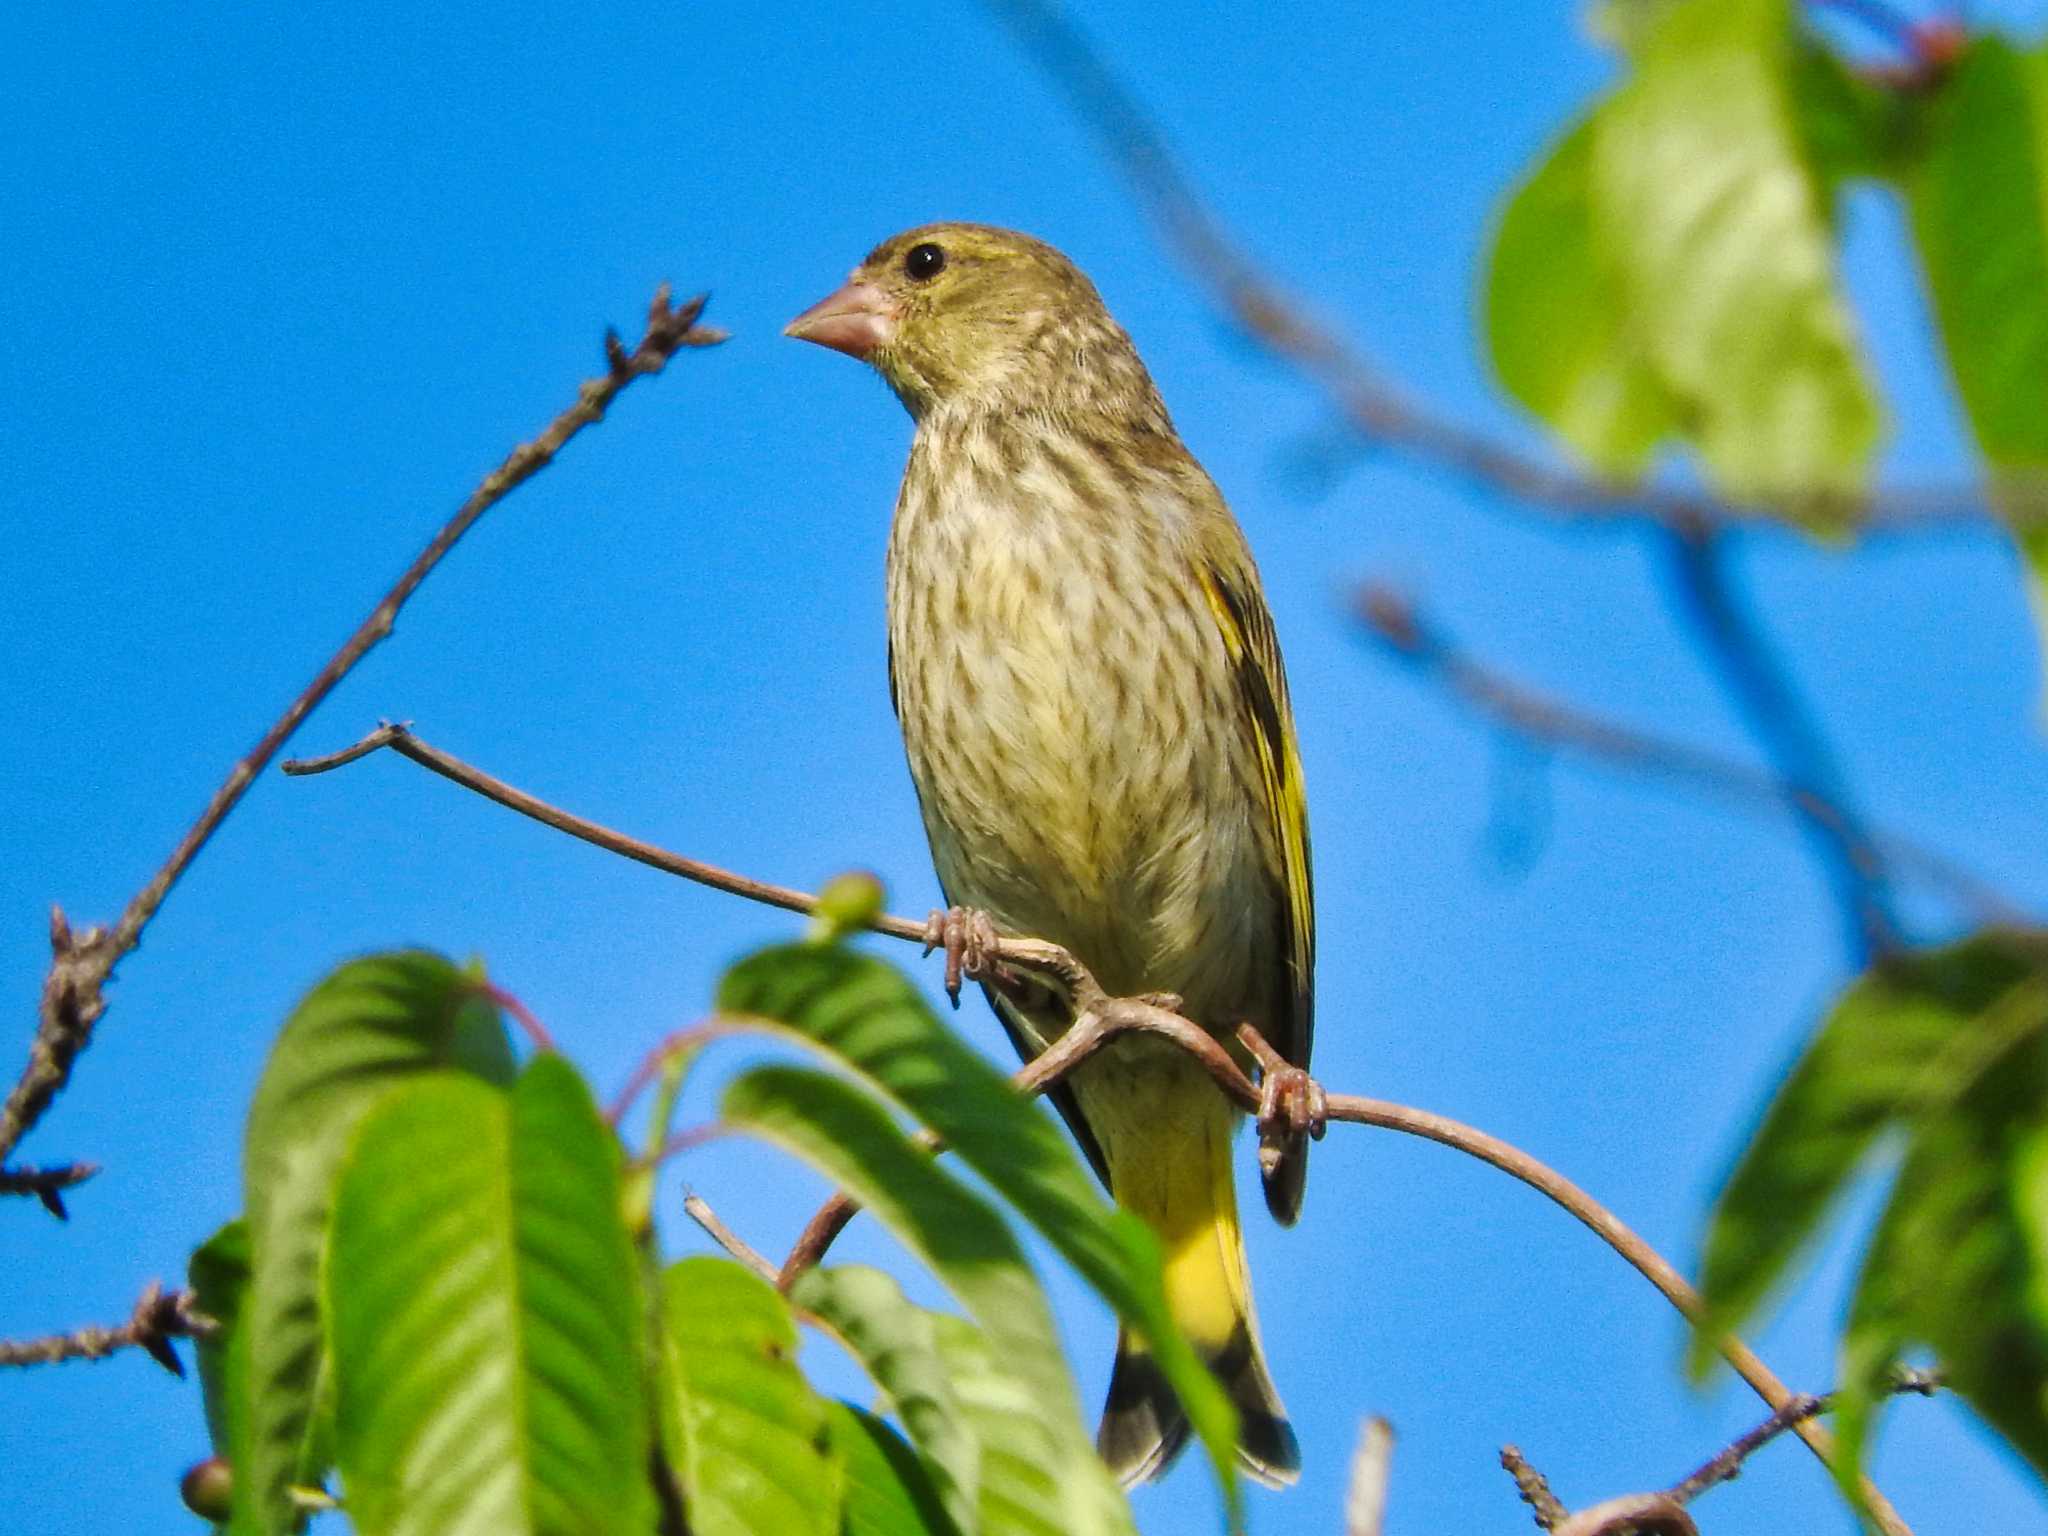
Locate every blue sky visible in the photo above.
<box><xmin>5</xmin><ymin>2</ymin><xmax>2048</xmax><ymax>1531</ymax></box>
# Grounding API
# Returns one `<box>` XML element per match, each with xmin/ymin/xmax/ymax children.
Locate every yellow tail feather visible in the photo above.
<box><xmin>1077</xmin><ymin>1046</ymin><xmax>1298</xmax><ymax>1487</ymax></box>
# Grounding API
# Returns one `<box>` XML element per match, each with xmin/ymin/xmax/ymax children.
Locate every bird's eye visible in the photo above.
<box><xmin>904</xmin><ymin>242</ymin><xmax>946</xmax><ymax>281</ymax></box>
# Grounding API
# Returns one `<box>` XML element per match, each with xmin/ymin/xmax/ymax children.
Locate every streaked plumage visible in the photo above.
<box><xmin>787</xmin><ymin>223</ymin><xmax>1314</xmax><ymax>1488</ymax></box>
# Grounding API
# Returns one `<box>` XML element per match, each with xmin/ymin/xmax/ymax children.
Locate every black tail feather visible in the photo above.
<box><xmin>1097</xmin><ymin>1324</ymin><xmax>1300</xmax><ymax>1490</ymax></box>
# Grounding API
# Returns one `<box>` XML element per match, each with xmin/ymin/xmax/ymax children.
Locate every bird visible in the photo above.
<box><xmin>785</xmin><ymin>223</ymin><xmax>1315</xmax><ymax>1489</ymax></box>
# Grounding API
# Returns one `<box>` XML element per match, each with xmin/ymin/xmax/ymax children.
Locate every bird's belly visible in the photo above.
<box><xmin>889</xmin><ymin>525</ymin><xmax>1261</xmax><ymax>1008</ymax></box>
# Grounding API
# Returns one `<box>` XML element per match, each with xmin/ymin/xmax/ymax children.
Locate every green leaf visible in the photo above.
<box><xmin>720</xmin><ymin>1063</ymin><xmax>1134</xmax><ymax>1536</ymax></box>
<box><xmin>1838</xmin><ymin>1049</ymin><xmax>2048</xmax><ymax>1487</ymax></box>
<box><xmin>190</xmin><ymin>1219</ymin><xmax>250</xmax><ymax>1460</ymax></box>
<box><xmin>326</xmin><ymin>1055</ymin><xmax>650</xmax><ymax>1536</ymax></box>
<box><xmin>1484</xmin><ymin>110</ymin><xmax>1680</xmax><ymax>476</ymax></box>
<box><xmin>928</xmin><ymin>1315</ymin><xmax>1086</xmax><ymax>1536</ymax></box>
<box><xmin>235</xmin><ymin>952</ymin><xmax>515</xmax><ymax>1535</ymax></box>
<box><xmin>1905</xmin><ymin>36</ymin><xmax>2048</xmax><ymax>654</ymax></box>
<box><xmin>656</xmin><ymin>1256</ymin><xmax>839</xmax><ymax>1536</ymax></box>
<box><xmin>1696</xmin><ymin>933</ymin><xmax>2048</xmax><ymax>1370</ymax></box>
<box><xmin>791</xmin><ymin>1266</ymin><xmax>977</xmax><ymax>1536</ymax></box>
<box><xmin>1591</xmin><ymin>0</ymin><xmax>1881</xmax><ymax>501</ymax></box>
<box><xmin>720</xmin><ymin>946</ymin><xmax>1236</xmax><ymax>1513</ymax></box>
<box><xmin>1788</xmin><ymin>36</ymin><xmax>1902</xmax><ymax>187</ymax></box>
<box><xmin>1701</xmin><ymin>931</ymin><xmax>2048</xmax><ymax>1489</ymax></box>
<box><xmin>828</xmin><ymin>1403</ymin><xmax>960</xmax><ymax>1536</ymax></box>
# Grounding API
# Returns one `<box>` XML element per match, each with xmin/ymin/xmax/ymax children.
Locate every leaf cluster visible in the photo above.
<box><xmin>183</xmin><ymin>944</ymin><xmax>1240</xmax><ymax>1536</ymax></box>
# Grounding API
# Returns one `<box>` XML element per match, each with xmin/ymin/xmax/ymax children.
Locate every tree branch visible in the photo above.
<box><xmin>0</xmin><ymin>289</ymin><xmax>724</xmax><ymax>1183</ymax></box>
<box><xmin>288</xmin><ymin>721</ymin><xmax>1912</xmax><ymax>1532</ymax></box>
<box><xmin>1498</xmin><ymin>1368</ymin><xmax>1940</xmax><ymax>1533</ymax></box>
<box><xmin>976</xmin><ymin>0</ymin><xmax>2033</xmax><ymax>534</ymax></box>
<box><xmin>1354</xmin><ymin>584</ymin><xmax>2023</xmax><ymax>929</ymax></box>
<box><xmin>1663</xmin><ymin>1367</ymin><xmax>1940</xmax><ymax>1505</ymax></box>
<box><xmin>682</xmin><ymin>1191</ymin><xmax>778</xmax><ymax>1285</ymax></box>
<box><xmin>0</xmin><ymin>1160</ymin><xmax>99</xmax><ymax>1220</ymax></box>
<box><xmin>0</xmin><ymin>1281</ymin><xmax>212</xmax><ymax>1375</ymax></box>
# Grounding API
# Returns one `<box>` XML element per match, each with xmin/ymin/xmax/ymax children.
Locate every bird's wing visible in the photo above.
<box><xmin>1195</xmin><ymin>556</ymin><xmax>1315</xmax><ymax>1073</ymax></box>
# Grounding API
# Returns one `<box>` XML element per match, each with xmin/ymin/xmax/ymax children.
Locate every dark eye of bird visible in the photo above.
<box><xmin>904</xmin><ymin>242</ymin><xmax>946</xmax><ymax>281</ymax></box>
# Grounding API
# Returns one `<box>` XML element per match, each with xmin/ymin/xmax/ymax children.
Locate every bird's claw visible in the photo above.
<box><xmin>1255</xmin><ymin>1063</ymin><xmax>1327</xmax><ymax>1175</ymax></box>
<box><xmin>921</xmin><ymin>906</ymin><xmax>1004</xmax><ymax>1008</ymax></box>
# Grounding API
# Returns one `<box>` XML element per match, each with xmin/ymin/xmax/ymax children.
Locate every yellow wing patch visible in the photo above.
<box><xmin>1196</xmin><ymin>562</ymin><xmax>1315</xmax><ymax>1070</ymax></box>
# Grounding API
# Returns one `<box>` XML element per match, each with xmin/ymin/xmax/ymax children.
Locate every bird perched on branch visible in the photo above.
<box><xmin>787</xmin><ymin>223</ymin><xmax>1315</xmax><ymax>1489</ymax></box>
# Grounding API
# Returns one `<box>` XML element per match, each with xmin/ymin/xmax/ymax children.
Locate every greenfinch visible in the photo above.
<box><xmin>788</xmin><ymin>223</ymin><xmax>1314</xmax><ymax>1489</ymax></box>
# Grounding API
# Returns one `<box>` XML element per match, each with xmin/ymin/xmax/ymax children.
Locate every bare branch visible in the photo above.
<box><xmin>0</xmin><ymin>1281</ymin><xmax>213</xmax><ymax>1375</ymax></box>
<box><xmin>0</xmin><ymin>289</ymin><xmax>725</xmax><ymax>1173</ymax></box>
<box><xmin>682</xmin><ymin>1192</ymin><xmax>778</xmax><ymax>1285</ymax></box>
<box><xmin>1665</xmin><ymin>1368</ymin><xmax>1940</xmax><ymax>1506</ymax></box>
<box><xmin>977</xmin><ymin>0</ymin><xmax>2033</xmax><ymax>535</ymax></box>
<box><xmin>283</xmin><ymin>722</ymin><xmax>933</xmax><ymax>946</ymax></box>
<box><xmin>1345</xmin><ymin>1417</ymin><xmax>1395</xmax><ymax>1536</ymax></box>
<box><xmin>0</xmin><ymin>1160</ymin><xmax>98</xmax><ymax>1220</ymax></box>
<box><xmin>294</xmin><ymin>722</ymin><xmax>1914</xmax><ymax>1530</ymax></box>
<box><xmin>1502</xmin><ymin>1445</ymin><xmax>1571</xmax><ymax>1530</ymax></box>
<box><xmin>1355</xmin><ymin>584</ymin><xmax>2025</xmax><ymax>928</ymax></box>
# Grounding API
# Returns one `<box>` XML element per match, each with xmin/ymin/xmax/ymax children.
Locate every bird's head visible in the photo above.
<box><xmin>786</xmin><ymin>223</ymin><xmax>1161</xmax><ymax>423</ymax></box>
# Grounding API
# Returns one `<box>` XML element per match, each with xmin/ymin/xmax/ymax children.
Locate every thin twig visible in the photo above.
<box><xmin>1354</xmin><ymin>584</ymin><xmax>2023</xmax><ymax>928</ymax></box>
<box><xmin>0</xmin><ymin>1161</ymin><xmax>99</xmax><ymax>1220</ymax></box>
<box><xmin>978</xmin><ymin>0</ymin><xmax>2030</xmax><ymax>534</ymax></box>
<box><xmin>480</xmin><ymin>981</ymin><xmax>560</xmax><ymax>1055</ymax></box>
<box><xmin>1345</xmin><ymin>1417</ymin><xmax>1395</xmax><ymax>1536</ymax></box>
<box><xmin>0</xmin><ymin>289</ymin><xmax>724</xmax><ymax>1172</ymax></box>
<box><xmin>283</xmin><ymin>722</ymin><xmax>930</xmax><ymax>946</ymax></box>
<box><xmin>682</xmin><ymin>1192</ymin><xmax>778</xmax><ymax>1284</ymax></box>
<box><xmin>1502</xmin><ymin>1445</ymin><xmax>1571</xmax><ymax>1530</ymax></box>
<box><xmin>0</xmin><ymin>1281</ymin><xmax>213</xmax><ymax>1375</ymax></box>
<box><xmin>288</xmin><ymin>723</ymin><xmax>1913</xmax><ymax>1530</ymax></box>
<box><xmin>1665</xmin><ymin>1367</ymin><xmax>1940</xmax><ymax>1505</ymax></box>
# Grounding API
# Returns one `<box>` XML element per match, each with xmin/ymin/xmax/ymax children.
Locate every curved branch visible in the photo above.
<box><xmin>0</xmin><ymin>287</ymin><xmax>725</xmax><ymax>1174</ymax></box>
<box><xmin>292</xmin><ymin>722</ymin><xmax>1913</xmax><ymax>1531</ymax></box>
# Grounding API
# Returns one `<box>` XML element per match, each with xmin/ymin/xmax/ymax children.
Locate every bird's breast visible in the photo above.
<box><xmin>885</xmin><ymin>427</ymin><xmax>1262</xmax><ymax>1004</ymax></box>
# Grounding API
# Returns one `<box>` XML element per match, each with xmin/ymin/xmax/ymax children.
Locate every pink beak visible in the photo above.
<box><xmin>784</xmin><ymin>280</ymin><xmax>897</xmax><ymax>360</ymax></box>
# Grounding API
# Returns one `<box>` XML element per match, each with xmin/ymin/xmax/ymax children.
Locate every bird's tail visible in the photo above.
<box><xmin>1093</xmin><ymin>1077</ymin><xmax>1299</xmax><ymax>1489</ymax></box>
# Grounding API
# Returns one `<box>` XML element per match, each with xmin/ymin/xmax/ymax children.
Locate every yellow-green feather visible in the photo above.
<box><xmin>853</xmin><ymin>221</ymin><xmax>1310</xmax><ymax>1486</ymax></box>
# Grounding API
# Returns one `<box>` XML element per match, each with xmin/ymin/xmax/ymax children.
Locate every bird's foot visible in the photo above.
<box><xmin>921</xmin><ymin>905</ymin><xmax>1006</xmax><ymax>1008</ymax></box>
<box><xmin>1255</xmin><ymin>1061</ymin><xmax>1327</xmax><ymax>1177</ymax></box>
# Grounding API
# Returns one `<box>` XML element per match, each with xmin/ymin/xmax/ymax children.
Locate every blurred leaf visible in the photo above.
<box><xmin>829</xmin><ymin>1403</ymin><xmax>960</xmax><ymax>1536</ymax></box>
<box><xmin>792</xmin><ymin>1265</ymin><xmax>977</xmax><ymax>1535</ymax></box>
<box><xmin>1496</xmin><ymin>1</ymin><xmax>1884</xmax><ymax>504</ymax></box>
<box><xmin>1484</xmin><ymin>110</ymin><xmax>1679</xmax><ymax>476</ymax></box>
<box><xmin>1696</xmin><ymin>933</ymin><xmax>2046</xmax><ymax>1367</ymax></box>
<box><xmin>235</xmin><ymin>952</ymin><xmax>515</xmax><ymax>1535</ymax></box>
<box><xmin>657</xmin><ymin>1256</ymin><xmax>839</xmax><ymax>1536</ymax></box>
<box><xmin>1905</xmin><ymin>36</ymin><xmax>2048</xmax><ymax>657</ymax></box>
<box><xmin>327</xmin><ymin>1056</ymin><xmax>650</xmax><ymax>1536</ymax></box>
<box><xmin>1585</xmin><ymin>0</ymin><xmax>1682</xmax><ymax>53</ymax></box>
<box><xmin>931</xmin><ymin>1314</ymin><xmax>1085</xmax><ymax>1536</ymax></box>
<box><xmin>1701</xmin><ymin>932</ymin><xmax>2048</xmax><ymax>1486</ymax></box>
<box><xmin>1789</xmin><ymin>37</ymin><xmax>1904</xmax><ymax>185</ymax></box>
<box><xmin>1594</xmin><ymin>0</ymin><xmax>1881</xmax><ymax>501</ymax></box>
<box><xmin>720</xmin><ymin>946</ymin><xmax>1236</xmax><ymax>1514</ymax></box>
<box><xmin>720</xmin><ymin>1063</ymin><xmax>1134</xmax><ymax>1536</ymax></box>
<box><xmin>190</xmin><ymin>1219</ymin><xmax>250</xmax><ymax>1462</ymax></box>
<box><xmin>1838</xmin><ymin>1055</ymin><xmax>2048</xmax><ymax>1489</ymax></box>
